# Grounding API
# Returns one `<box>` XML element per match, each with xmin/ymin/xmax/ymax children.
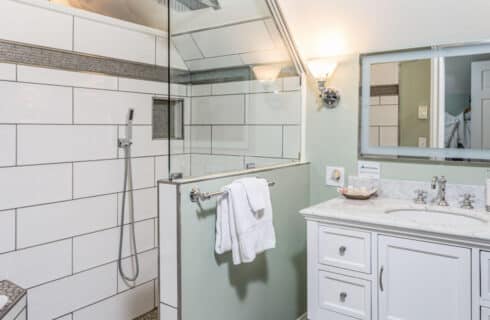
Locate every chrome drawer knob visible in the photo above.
<box><xmin>340</xmin><ymin>292</ymin><xmax>348</xmax><ymax>302</ymax></box>
<box><xmin>339</xmin><ymin>246</ymin><xmax>347</xmax><ymax>256</ymax></box>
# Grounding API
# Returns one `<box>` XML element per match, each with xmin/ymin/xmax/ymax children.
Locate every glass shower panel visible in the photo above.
<box><xmin>168</xmin><ymin>0</ymin><xmax>302</xmax><ymax>178</ymax></box>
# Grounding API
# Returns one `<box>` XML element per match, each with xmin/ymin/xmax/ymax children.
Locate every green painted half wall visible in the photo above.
<box><xmin>178</xmin><ymin>164</ymin><xmax>309</xmax><ymax>320</ymax></box>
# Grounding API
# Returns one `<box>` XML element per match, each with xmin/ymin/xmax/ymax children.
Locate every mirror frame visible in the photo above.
<box><xmin>359</xmin><ymin>42</ymin><xmax>490</xmax><ymax>165</ymax></box>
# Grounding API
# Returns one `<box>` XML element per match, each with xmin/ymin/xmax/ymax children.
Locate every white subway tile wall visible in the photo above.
<box><xmin>28</xmin><ymin>263</ymin><xmax>118</xmax><ymax>320</ymax></box>
<box><xmin>0</xmin><ymin>63</ymin><xmax>16</xmax><ymax>81</ymax></box>
<box><xmin>369</xmin><ymin>95</ymin><xmax>399</xmax><ymax>147</ymax></box>
<box><xmin>0</xmin><ymin>57</ymin><xmax>163</xmax><ymax>318</ymax></box>
<box><xmin>0</xmin><ymin>125</ymin><xmax>16</xmax><ymax>167</ymax></box>
<box><xmin>159</xmin><ymin>184</ymin><xmax>178</xmax><ymax>308</ymax></box>
<box><xmin>0</xmin><ymin>32</ymin><xmax>169</xmax><ymax>320</ymax></box>
<box><xmin>0</xmin><ymin>2</ymin><xmax>303</xmax><ymax>320</ymax></box>
<box><xmin>0</xmin><ymin>240</ymin><xmax>72</xmax><ymax>289</ymax></box>
<box><xmin>187</xmin><ymin>76</ymin><xmax>302</xmax><ymax>176</ymax></box>
<box><xmin>17</xmin><ymin>66</ymin><xmax>118</xmax><ymax>90</ymax></box>
<box><xmin>0</xmin><ymin>82</ymin><xmax>73</xmax><ymax>124</ymax></box>
<box><xmin>73</xmin><ymin>280</ymin><xmax>155</xmax><ymax>320</ymax></box>
<box><xmin>191</xmin><ymin>95</ymin><xmax>245</xmax><ymax>125</ymax></box>
<box><xmin>0</xmin><ymin>210</ymin><xmax>15</xmax><ymax>254</ymax></box>
<box><xmin>0</xmin><ymin>1</ymin><xmax>73</xmax><ymax>50</ymax></box>
<box><xmin>117</xmin><ymin>249</ymin><xmax>158</xmax><ymax>292</ymax></box>
<box><xmin>74</xmin><ymin>18</ymin><xmax>156</xmax><ymax>65</ymax></box>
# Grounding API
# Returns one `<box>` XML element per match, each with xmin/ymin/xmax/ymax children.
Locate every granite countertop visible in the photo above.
<box><xmin>301</xmin><ymin>197</ymin><xmax>490</xmax><ymax>243</ymax></box>
<box><xmin>0</xmin><ymin>280</ymin><xmax>26</xmax><ymax>319</ymax></box>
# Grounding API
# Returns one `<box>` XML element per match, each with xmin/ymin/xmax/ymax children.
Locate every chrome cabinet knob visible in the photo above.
<box><xmin>339</xmin><ymin>246</ymin><xmax>347</xmax><ymax>256</ymax></box>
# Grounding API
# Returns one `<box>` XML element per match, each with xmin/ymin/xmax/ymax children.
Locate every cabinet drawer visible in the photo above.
<box><xmin>318</xmin><ymin>225</ymin><xmax>371</xmax><ymax>273</ymax></box>
<box><xmin>318</xmin><ymin>271</ymin><xmax>371</xmax><ymax>319</ymax></box>
<box><xmin>482</xmin><ymin>307</ymin><xmax>490</xmax><ymax>320</ymax></box>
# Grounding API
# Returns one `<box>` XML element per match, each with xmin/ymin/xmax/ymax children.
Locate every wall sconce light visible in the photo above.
<box><xmin>307</xmin><ymin>59</ymin><xmax>340</xmax><ymax>108</ymax></box>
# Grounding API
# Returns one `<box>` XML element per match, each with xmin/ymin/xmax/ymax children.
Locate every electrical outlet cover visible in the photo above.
<box><xmin>418</xmin><ymin>105</ymin><xmax>429</xmax><ymax>120</ymax></box>
<box><xmin>326</xmin><ymin>166</ymin><xmax>345</xmax><ymax>187</ymax></box>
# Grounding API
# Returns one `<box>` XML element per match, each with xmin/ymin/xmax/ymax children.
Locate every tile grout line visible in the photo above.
<box><xmin>13</xmin><ymin>216</ymin><xmax>158</xmax><ymax>256</ymax></box>
<box><xmin>282</xmin><ymin>125</ymin><xmax>285</xmax><ymax>158</ymax></box>
<box><xmin>24</xmin><ymin>247</ymin><xmax>158</xmax><ymax>292</ymax></box>
<box><xmin>71</xmin><ymin>237</ymin><xmax>74</xmax><ymax>275</ymax></box>
<box><xmin>72</xmin><ymin>162</ymin><xmax>75</xmax><ymax>200</ymax></box>
<box><xmin>14</xmin><ymin>124</ymin><xmax>18</xmax><ymax>166</ymax></box>
<box><xmin>72</xmin><ymin>87</ymin><xmax>75</xmax><ymax>125</ymax></box>
<box><xmin>14</xmin><ymin>209</ymin><xmax>18</xmax><ymax>250</ymax></box>
<box><xmin>72</xmin><ymin>16</ymin><xmax>75</xmax><ymax>51</ymax></box>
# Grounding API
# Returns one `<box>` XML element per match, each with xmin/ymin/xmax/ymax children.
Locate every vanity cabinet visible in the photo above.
<box><xmin>307</xmin><ymin>221</ymin><xmax>479</xmax><ymax>320</ymax></box>
<box><xmin>378</xmin><ymin>236</ymin><xmax>471</xmax><ymax>320</ymax></box>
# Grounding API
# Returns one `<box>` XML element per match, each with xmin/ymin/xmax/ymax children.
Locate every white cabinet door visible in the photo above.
<box><xmin>378</xmin><ymin>236</ymin><xmax>471</xmax><ymax>320</ymax></box>
<box><xmin>482</xmin><ymin>307</ymin><xmax>490</xmax><ymax>320</ymax></box>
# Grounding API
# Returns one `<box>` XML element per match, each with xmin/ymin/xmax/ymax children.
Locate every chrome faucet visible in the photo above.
<box><xmin>431</xmin><ymin>176</ymin><xmax>449</xmax><ymax>206</ymax></box>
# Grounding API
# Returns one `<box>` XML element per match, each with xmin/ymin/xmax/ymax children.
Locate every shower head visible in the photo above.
<box><xmin>128</xmin><ymin>109</ymin><xmax>135</xmax><ymax>122</ymax></box>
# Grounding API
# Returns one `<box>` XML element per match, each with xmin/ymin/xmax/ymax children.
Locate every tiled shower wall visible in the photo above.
<box><xmin>186</xmin><ymin>77</ymin><xmax>302</xmax><ymax>177</ymax></box>
<box><xmin>0</xmin><ymin>63</ymin><xmax>189</xmax><ymax>320</ymax></box>
<box><xmin>0</xmin><ymin>1</ymin><xmax>188</xmax><ymax>319</ymax></box>
<box><xmin>369</xmin><ymin>94</ymin><xmax>399</xmax><ymax>147</ymax></box>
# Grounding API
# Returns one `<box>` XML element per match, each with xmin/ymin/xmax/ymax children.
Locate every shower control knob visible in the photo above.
<box><xmin>340</xmin><ymin>292</ymin><xmax>348</xmax><ymax>302</ymax></box>
<box><xmin>339</xmin><ymin>246</ymin><xmax>347</xmax><ymax>256</ymax></box>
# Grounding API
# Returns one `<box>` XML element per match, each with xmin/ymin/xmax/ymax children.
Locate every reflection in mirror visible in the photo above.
<box><xmin>168</xmin><ymin>0</ymin><xmax>303</xmax><ymax>178</ymax></box>
<box><xmin>445</xmin><ymin>53</ymin><xmax>490</xmax><ymax>150</ymax></box>
<box><xmin>170</xmin><ymin>0</ymin><xmax>298</xmax><ymax>82</ymax></box>
<box><xmin>361</xmin><ymin>43</ymin><xmax>490</xmax><ymax>163</ymax></box>
<box><xmin>369</xmin><ymin>60</ymin><xmax>431</xmax><ymax>149</ymax></box>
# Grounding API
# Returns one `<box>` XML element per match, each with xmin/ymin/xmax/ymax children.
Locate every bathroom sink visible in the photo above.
<box><xmin>385</xmin><ymin>209</ymin><xmax>488</xmax><ymax>227</ymax></box>
<box><xmin>0</xmin><ymin>295</ymin><xmax>8</xmax><ymax>309</ymax></box>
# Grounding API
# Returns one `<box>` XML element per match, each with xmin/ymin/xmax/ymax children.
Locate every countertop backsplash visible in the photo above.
<box><xmin>379</xmin><ymin>179</ymin><xmax>486</xmax><ymax>210</ymax></box>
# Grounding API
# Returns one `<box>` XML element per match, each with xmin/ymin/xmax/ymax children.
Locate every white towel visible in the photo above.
<box><xmin>237</xmin><ymin>177</ymin><xmax>268</xmax><ymax>213</ymax></box>
<box><xmin>215</xmin><ymin>186</ymin><xmax>232</xmax><ymax>255</ymax></box>
<box><xmin>215</xmin><ymin>178</ymin><xmax>276</xmax><ymax>265</ymax></box>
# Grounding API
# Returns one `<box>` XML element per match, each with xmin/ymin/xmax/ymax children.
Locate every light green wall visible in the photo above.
<box><xmin>179</xmin><ymin>164</ymin><xmax>309</xmax><ymax>320</ymax></box>
<box><xmin>399</xmin><ymin>59</ymin><xmax>431</xmax><ymax>147</ymax></box>
<box><xmin>306</xmin><ymin>55</ymin><xmax>489</xmax><ymax>205</ymax></box>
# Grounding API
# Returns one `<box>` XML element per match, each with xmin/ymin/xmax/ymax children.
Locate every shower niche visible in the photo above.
<box><xmin>152</xmin><ymin>98</ymin><xmax>185</xmax><ymax>141</ymax></box>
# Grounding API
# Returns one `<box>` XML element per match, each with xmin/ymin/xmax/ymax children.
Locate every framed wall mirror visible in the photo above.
<box><xmin>360</xmin><ymin>42</ymin><xmax>490</xmax><ymax>164</ymax></box>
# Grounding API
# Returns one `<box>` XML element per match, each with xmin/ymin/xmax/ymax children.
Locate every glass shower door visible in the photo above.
<box><xmin>168</xmin><ymin>0</ymin><xmax>303</xmax><ymax>179</ymax></box>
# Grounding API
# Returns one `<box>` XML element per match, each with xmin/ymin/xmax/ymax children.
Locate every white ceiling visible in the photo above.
<box><xmin>172</xmin><ymin>19</ymin><xmax>290</xmax><ymax>71</ymax></box>
<box><xmin>278</xmin><ymin>0</ymin><xmax>490</xmax><ymax>59</ymax></box>
<box><xmin>51</xmin><ymin>0</ymin><xmax>169</xmax><ymax>30</ymax></box>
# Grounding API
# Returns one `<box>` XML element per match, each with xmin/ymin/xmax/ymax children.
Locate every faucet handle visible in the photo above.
<box><xmin>414</xmin><ymin>189</ymin><xmax>428</xmax><ymax>204</ymax></box>
<box><xmin>460</xmin><ymin>193</ymin><xmax>475</xmax><ymax>210</ymax></box>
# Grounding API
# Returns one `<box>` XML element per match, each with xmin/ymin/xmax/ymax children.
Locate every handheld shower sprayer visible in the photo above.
<box><xmin>117</xmin><ymin>108</ymin><xmax>140</xmax><ymax>283</ymax></box>
<box><xmin>119</xmin><ymin>109</ymin><xmax>134</xmax><ymax>148</ymax></box>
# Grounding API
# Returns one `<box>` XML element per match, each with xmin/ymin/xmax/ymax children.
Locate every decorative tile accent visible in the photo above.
<box><xmin>0</xmin><ymin>39</ymin><xmax>183</xmax><ymax>83</ymax></box>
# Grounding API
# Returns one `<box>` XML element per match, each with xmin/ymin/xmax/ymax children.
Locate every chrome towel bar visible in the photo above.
<box><xmin>190</xmin><ymin>181</ymin><xmax>275</xmax><ymax>203</ymax></box>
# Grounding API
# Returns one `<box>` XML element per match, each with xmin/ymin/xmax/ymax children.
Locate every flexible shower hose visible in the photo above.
<box><xmin>118</xmin><ymin>143</ymin><xmax>140</xmax><ymax>282</ymax></box>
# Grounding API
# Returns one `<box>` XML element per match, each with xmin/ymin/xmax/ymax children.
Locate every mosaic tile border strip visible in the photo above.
<box><xmin>0</xmin><ymin>39</ymin><xmax>191</xmax><ymax>83</ymax></box>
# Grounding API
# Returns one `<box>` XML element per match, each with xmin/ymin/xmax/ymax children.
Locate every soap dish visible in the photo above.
<box><xmin>338</xmin><ymin>188</ymin><xmax>378</xmax><ymax>200</ymax></box>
